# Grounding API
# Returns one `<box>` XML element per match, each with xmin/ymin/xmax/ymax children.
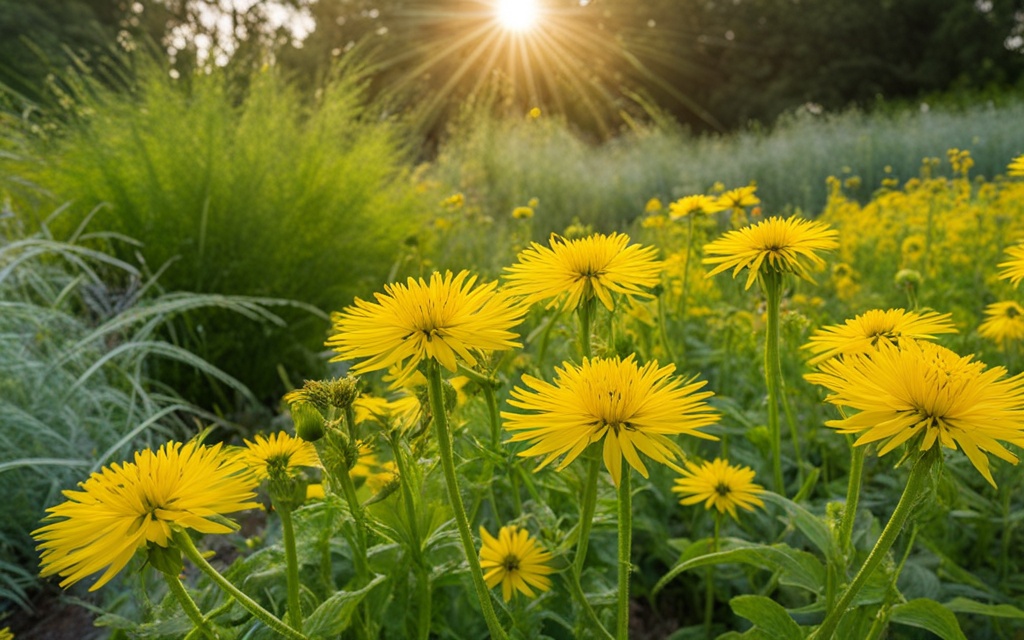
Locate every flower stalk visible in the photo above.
<box><xmin>278</xmin><ymin>505</ymin><xmax>303</xmax><ymax>632</ymax></box>
<box><xmin>164</xmin><ymin>573</ymin><xmax>219</xmax><ymax>640</ymax></box>
<box><xmin>426</xmin><ymin>361</ymin><xmax>508</xmax><ymax>640</ymax></box>
<box><xmin>763</xmin><ymin>269</ymin><xmax>786</xmax><ymax>494</ymax></box>
<box><xmin>616</xmin><ymin>467</ymin><xmax>633</xmax><ymax>640</ymax></box>
<box><xmin>811</xmin><ymin>450</ymin><xmax>936</xmax><ymax>640</ymax></box>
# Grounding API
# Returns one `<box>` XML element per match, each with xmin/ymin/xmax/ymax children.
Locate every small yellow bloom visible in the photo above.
<box><xmin>672</xmin><ymin>458</ymin><xmax>765</xmax><ymax>520</ymax></box>
<box><xmin>503</xmin><ymin>355</ymin><xmax>718</xmax><ymax>486</ymax></box>
<box><xmin>645</xmin><ymin>197</ymin><xmax>663</xmax><ymax>213</ymax></box>
<box><xmin>528</xmin><ymin>197</ymin><xmax>539</xmax><ymax>208</ymax></box>
<box><xmin>998</xmin><ymin>243</ymin><xmax>1024</xmax><ymax>288</ymax></box>
<box><xmin>512</xmin><ymin>206</ymin><xmax>534</xmax><ymax>219</ymax></box>
<box><xmin>979</xmin><ymin>301</ymin><xmax>1024</xmax><ymax>348</ymax></box>
<box><xmin>503</xmin><ymin>233</ymin><xmax>663</xmax><ymax>312</ymax></box>
<box><xmin>1009</xmin><ymin>154</ymin><xmax>1024</xmax><ymax>177</ymax></box>
<box><xmin>703</xmin><ymin>215</ymin><xmax>839</xmax><ymax>290</ymax></box>
<box><xmin>441</xmin><ymin>192</ymin><xmax>465</xmax><ymax>209</ymax></box>
<box><xmin>669</xmin><ymin>194</ymin><xmax>725</xmax><ymax>220</ymax></box>
<box><xmin>528</xmin><ymin>107</ymin><xmax>541</xmax><ymax>119</ymax></box>
<box><xmin>305</xmin><ymin>483</ymin><xmax>325</xmax><ymax>501</ymax></box>
<box><xmin>479</xmin><ymin>525</ymin><xmax>554</xmax><ymax>602</ymax></box>
<box><xmin>242</xmin><ymin>431</ymin><xmax>321</xmax><ymax>481</ymax></box>
<box><xmin>716</xmin><ymin>185</ymin><xmax>760</xmax><ymax>211</ymax></box>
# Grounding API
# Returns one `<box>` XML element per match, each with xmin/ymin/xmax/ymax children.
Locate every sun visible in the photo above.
<box><xmin>496</xmin><ymin>0</ymin><xmax>539</xmax><ymax>32</ymax></box>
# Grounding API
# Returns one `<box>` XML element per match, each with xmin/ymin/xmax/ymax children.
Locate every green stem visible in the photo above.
<box><xmin>174</xmin><ymin>530</ymin><xmax>307</xmax><ymax>640</ymax></box>
<box><xmin>536</xmin><ymin>309</ymin><xmax>562</xmax><ymax>371</ymax></box>
<box><xmin>164</xmin><ymin>573</ymin><xmax>218</xmax><ymax>640</ymax></box>
<box><xmin>426</xmin><ymin>361</ymin><xmax>508</xmax><ymax>640</ymax></box>
<box><xmin>578</xmin><ymin>298</ymin><xmax>594</xmax><ymax>360</ymax></box>
<box><xmin>657</xmin><ymin>289</ymin><xmax>677</xmax><ymax>365</ymax></box>
<box><xmin>483</xmin><ymin>383</ymin><xmax>501</xmax><ymax>450</ymax></box>
<box><xmin>762</xmin><ymin>270</ymin><xmax>785</xmax><ymax>495</ymax></box>
<box><xmin>564</xmin><ymin>571</ymin><xmax>615</xmax><ymax>640</ymax></box>
<box><xmin>278</xmin><ymin>506</ymin><xmax>303</xmax><ymax>632</ymax></box>
<box><xmin>839</xmin><ymin>443</ymin><xmax>866</xmax><ymax>557</ymax></box>
<box><xmin>678</xmin><ymin>215</ymin><xmax>694</xmax><ymax>320</ymax></box>
<box><xmin>704</xmin><ymin>513</ymin><xmax>721</xmax><ymax>639</ymax></box>
<box><xmin>388</xmin><ymin>435</ymin><xmax>431</xmax><ymax>640</ymax></box>
<box><xmin>811</xmin><ymin>451</ymin><xmax>936</xmax><ymax>640</ymax></box>
<box><xmin>617</xmin><ymin>468</ymin><xmax>633</xmax><ymax>640</ymax></box>
<box><xmin>344</xmin><ymin>404</ymin><xmax>359</xmax><ymax>442</ymax></box>
<box><xmin>573</xmin><ymin>453</ymin><xmax>601</xmax><ymax>577</ymax></box>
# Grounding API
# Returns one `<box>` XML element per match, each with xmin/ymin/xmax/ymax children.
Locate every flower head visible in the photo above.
<box><xmin>703</xmin><ymin>215</ymin><xmax>839</xmax><ymax>290</ymax></box>
<box><xmin>503</xmin><ymin>355</ymin><xmax>718</xmax><ymax>486</ymax></box>
<box><xmin>1008</xmin><ymin>154</ymin><xmax>1024</xmax><ymax>177</ymax></box>
<box><xmin>327</xmin><ymin>270</ymin><xmax>524</xmax><ymax>382</ymax></box>
<box><xmin>672</xmin><ymin>458</ymin><xmax>765</xmax><ymax>520</ymax></box>
<box><xmin>512</xmin><ymin>206</ymin><xmax>534</xmax><ymax>220</ymax></box>
<box><xmin>33</xmin><ymin>441</ymin><xmax>259</xmax><ymax>591</ymax></box>
<box><xmin>242</xmin><ymin>431</ymin><xmax>320</xmax><ymax>481</ymax></box>
<box><xmin>716</xmin><ymin>186</ymin><xmax>760</xmax><ymax>211</ymax></box>
<box><xmin>669</xmin><ymin>194</ymin><xmax>725</xmax><ymax>220</ymax></box>
<box><xmin>479</xmin><ymin>525</ymin><xmax>554</xmax><ymax>602</ymax></box>
<box><xmin>998</xmin><ymin>244</ymin><xmax>1024</xmax><ymax>288</ymax></box>
<box><xmin>805</xmin><ymin>340</ymin><xmax>1024</xmax><ymax>487</ymax></box>
<box><xmin>503</xmin><ymin>233</ymin><xmax>663</xmax><ymax>312</ymax></box>
<box><xmin>802</xmin><ymin>308</ymin><xmax>957</xmax><ymax>365</ymax></box>
<box><xmin>979</xmin><ymin>301</ymin><xmax>1024</xmax><ymax>348</ymax></box>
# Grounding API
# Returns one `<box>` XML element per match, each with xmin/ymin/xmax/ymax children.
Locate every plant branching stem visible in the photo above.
<box><xmin>174</xmin><ymin>530</ymin><xmax>307</xmax><ymax>640</ymax></box>
<box><xmin>164</xmin><ymin>573</ymin><xmax>218</xmax><ymax>640</ymax></box>
<box><xmin>811</xmin><ymin>451</ymin><xmax>935</xmax><ymax>640</ymax></box>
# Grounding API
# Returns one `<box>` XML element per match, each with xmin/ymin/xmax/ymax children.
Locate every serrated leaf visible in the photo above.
<box><xmin>305</xmin><ymin>574</ymin><xmax>387</xmax><ymax>637</ymax></box>
<box><xmin>729</xmin><ymin>595</ymin><xmax>804</xmax><ymax>640</ymax></box>
<box><xmin>890</xmin><ymin>598</ymin><xmax>967</xmax><ymax>640</ymax></box>
<box><xmin>944</xmin><ymin>597</ymin><xmax>1024</xmax><ymax>620</ymax></box>
<box><xmin>653</xmin><ymin>538</ymin><xmax>825</xmax><ymax>595</ymax></box>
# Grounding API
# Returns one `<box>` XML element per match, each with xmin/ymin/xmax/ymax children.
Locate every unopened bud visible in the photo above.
<box><xmin>291</xmin><ymin>402</ymin><xmax>325</xmax><ymax>442</ymax></box>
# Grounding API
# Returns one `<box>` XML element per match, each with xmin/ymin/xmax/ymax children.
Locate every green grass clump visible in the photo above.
<box><xmin>12</xmin><ymin>60</ymin><xmax>424</xmax><ymax>405</ymax></box>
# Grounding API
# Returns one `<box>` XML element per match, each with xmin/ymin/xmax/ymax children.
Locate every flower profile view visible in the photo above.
<box><xmin>802</xmin><ymin>308</ymin><xmax>957</xmax><ymax>365</ymax></box>
<box><xmin>669</xmin><ymin>194</ymin><xmax>724</xmax><ymax>220</ymax></box>
<box><xmin>327</xmin><ymin>270</ymin><xmax>524</xmax><ymax>382</ymax></box>
<box><xmin>34</xmin><ymin>441</ymin><xmax>259</xmax><ymax>591</ymax></box>
<box><xmin>242</xmin><ymin>431</ymin><xmax>320</xmax><ymax>481</ymax></box>
<box><xmin>716</xmin><ymin>185</ymin><xmax>760</xmax><ymax>211</ymax></box>
<box><xmin>998</xmin><ymin>243</ymin><xmax>1024</xmax><ymax>288</ymax></box>
<box><xmin>703</xmin><ymin>215</ymin><xmax>839</xmax><ymax>290</ymax></box>
<box><xmin>503</xmin><ymin>232</ymin><xmax>663</xmax><ymax>311</ymax></box>
<box><xmin>1009</xmin><ymin>153</ymin><xmax>1024</xmax><ymax>177</ymax></box>
<box><xmin>479</xmin><ymin>525</ymin><xmax>554</xmax><ymax>602</ymax></box>
<box><xmin>805</xmin><ymin>340</ymin><xmax>1024</xmax><ymax>486</ymax></box>
<box><xmin>503</xmin><ymin>355</ymin><xmax>718</xmax><ymax>486</ymax></box>
<box><xmin>979</xmin><ymin>301</ymin><xmax>1024</xmax><ymax>347</ymax></box>
<box><xmin>673</xmin><ymin>458</ymin><xmax>765</xmax><ymax>520</ymax></box>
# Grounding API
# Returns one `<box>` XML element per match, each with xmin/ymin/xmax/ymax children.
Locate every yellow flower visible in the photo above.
<box><xmin>1009</xmin><ymin>154</ymin><xmax>1024</xmax><ymax>177</ymax></box>
<box><xmin>645</xmin><ymin>197</ymin><xmax>663</xmax><ymax>213</ymax></box>
<box><xmin>528</xmin><ymin>107</ymin><xmax>541</xmax><ymax>119</ymax></box>
<box><xmin>979</xmin><ymin>301</ymin><xmax>1024</xmax><ymax>347</ymax></box>
<box><xmin>327</xmin><ymin>270</ymin><xmax>524</xmax><ymax>382</ymax></box>
<box><xmin>354</xmin><ymin>393</ymin><xmax>423</xmax><ymax>433</ymax></box>
<box><xmin>998</xmin><ymin>244</ymin><xmax>1024</xmax><ymax>288</ymax></box>
<box><xmin>672</xmin><ymin>458</ymin><xmax>765</xmax><ymax>520</ymax></box>
<box><xmin>503</xmin><ymin>232</ymin><xmax>663</xmax><ymax>311</ymax></box>
<box><xmin>242</xmin><ymin>431</ymin><xmax>321</xmax><ymax>480</ymax></box>
<box><xmin>512</xmin><ymin>206</ymin><xmax>534</xmax><ymax>219</ymax></box>
<box><xmin>366</xmin><ymin>460</ymin><xmax>399</xmax><ymax>493</ymax></box>
<box><xmin>669</xmin><ymin>194</ymin><xmax>726</xmax><ymax>220</ymax></box>
<box><xmin>703</xmin><ymin>215</ymin><xmax>839</xmax><ymax>290</ymax></box>
<box><xmin>802</xmin><ymin>308</ymin><xmax>957</xmax><ymax>365</ymax></box>
<box><xmin>716</xmin><ymin>185</ymin><xmax>760</xmax><ymax>211</ymax></box>
<box><xmin>805</xmin><ymin>340</ymin><xmax>1024</xmax><ymax>487</ymax></box>
<box><xmin>479</xmin><ymin>525</ymin><xmax>554</xmax><ymax>602</ymax></box>
<box><xmin>0</xmin><ymin>628</ymin><xmax>11</xmax><ymax>640</ymax></box>
<box><xmin>502</xmin><ymin>355</ymin><xmax>718</xmax><ymax>486</ymax></box>
<box><xmin>33</xmin><ymin>441</ymin><xmax>259</xmax><ymax>591</ymax></box>
<box><xmin>441</xmin><ymin>192</ymin><xmax>465</xmax><ymax>209</ymax></box>
<box><xmin>305</xmin><ymin>483</ymin><xmax>325</xmax><ymax>500</ymax></box>
<box><xmin>348</xmin><ymin>442</ymin><xmax>381</xmax><ymax>481</ymax></box>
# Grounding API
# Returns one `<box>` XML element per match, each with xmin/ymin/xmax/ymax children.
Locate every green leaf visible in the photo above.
<box><xmin>729</xmin><ymin>595</ymin><xmax>804</xmax><ymax>640</ymax></box>
<box><xmin>305</xmin><ymin>574</ymin><xmax>387</xmax><ymax>638</ymax></box>
<box><xmin>762</xmin><ymin>493</ymin><xmax>836</xmax><ymax>561</ymax></box>
<box><xmin>889</xmin><ymin>598</ymin><xmax>967</xmax><ymax>640</ymax></box>
<box><xmin>653</xmin><ymin>538</ymin><xmax>825</xmax><ymax>596</ymax></box>
<box><xmin>943</xmin><ymin>597</ymin><xmax>1024</xmax><ymax>620</ymax></box>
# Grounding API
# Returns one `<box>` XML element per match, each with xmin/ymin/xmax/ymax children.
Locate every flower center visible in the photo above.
<box><xmin>714</xmin><ymin>482</ymin><xmax>731</xmax><ymax>496</ymax></box>
<box><xmin>502</xmin><ymin>554</ymin><xmax>520</xmax><ymax>573</ymax></box>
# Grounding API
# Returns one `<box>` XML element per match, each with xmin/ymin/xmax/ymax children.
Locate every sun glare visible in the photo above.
<box><xmin>496</xmin><ymin>0</ymin><xmax>539</xmax><ymax>32</ymax></box>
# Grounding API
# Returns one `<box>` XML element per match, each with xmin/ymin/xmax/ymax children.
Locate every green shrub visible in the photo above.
<box><xmin>15</xmin><ymin>60</ymin><xmax>424</xmax><ymax>405</ymax></box>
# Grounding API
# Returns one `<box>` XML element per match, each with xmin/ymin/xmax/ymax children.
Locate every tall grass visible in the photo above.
<box><xmin>429</xmin><ymin>97</ymin><xmax>1024</xmax><ymax>272</ymax></box>
<box><xmin>0</xmin><ymin>210</ymin><xmax>298</xmax><ymax>610</ymax></box>
<box><xmin>8</xmin><ymin>59</ymin><xmax>425</xmax><ymax>404</ymax></box>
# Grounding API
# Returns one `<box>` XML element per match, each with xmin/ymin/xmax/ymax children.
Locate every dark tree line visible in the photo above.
<box><xmin>3</xmin><ymin>0</ymin><xmax>1024</xmax><ymax>134</ymax></box>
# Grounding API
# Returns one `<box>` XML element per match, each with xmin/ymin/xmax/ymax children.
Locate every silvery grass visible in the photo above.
<box><xmin>0</xmin><ymin>208</ymin><xmax>306</xmax><ymax>610</ymax></box>
<box><xmin>430</xmin><ymin>96</ymin><xmax>1024</xmax><ymax>269</ymax></box>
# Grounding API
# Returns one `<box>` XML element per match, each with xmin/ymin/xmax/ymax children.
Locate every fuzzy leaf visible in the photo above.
<box><xmin>890</xmin><ymin>598</ymin><xmax>967</xmax><ymax>640</ymax></box>
<box><xmin>729</xmin><ymin>595</ymin><xmax>804</xmax><ymax>640</ymax></box>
